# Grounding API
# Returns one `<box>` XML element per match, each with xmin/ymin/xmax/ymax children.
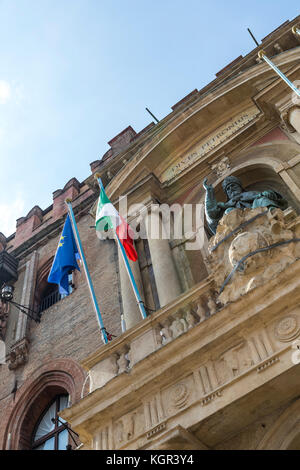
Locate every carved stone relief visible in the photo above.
<box><xmin>170</xmin><ymin>383</ymin><xmax>190</xmax><ymax>410</ymax></box>
<box><xmin>206</xmin><ymin>208</ymin><xmax>299</xmax><ymax>305</ymax></box>
<box><xmin>113</xmin><ymin>406</ymin><xmax>145</xmax><ymax>446</ymax></box>
<box><xmin>274</xmin><ymin>315</ymin><xmax>300</xmax><ymax>342</ymax></box>
<box><xmin>213</xmin><ymin>341</ymin><xmax>253</xmax><ymax>385</ymax></box>
<box><xmin>211</xmin><ymin>156</ymin><xmax>231</xmax><ymax>177</ymax></box>
<box><xmin>162</xmin><ymin>375</ymin><xmax>194</xmax><ymax>417</ymax></box>
<box><xmin>8</xmin><ymin>338</ymin><xmax>30</xmax><ymax>370</ymax></box>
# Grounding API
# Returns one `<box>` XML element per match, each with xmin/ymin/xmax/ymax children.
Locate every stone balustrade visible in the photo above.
<box><xmin>82</xmin><ymin>277</ymin><xmax>217</xmax><ymax>392</ymax></box>
<box><xmin>82</xmin><ymin>208</ymin><xmax>300</xmax><ymax>395</ymax></box>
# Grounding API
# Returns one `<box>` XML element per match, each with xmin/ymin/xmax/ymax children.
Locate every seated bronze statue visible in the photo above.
<box><xmin>203</xmin><ymin>175</ymin><xmax>288</xmax><ymax>234</ymax></box>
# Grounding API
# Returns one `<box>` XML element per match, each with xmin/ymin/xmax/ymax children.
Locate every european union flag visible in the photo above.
<box><xmin>48</xmin><ymin>215</ymin><xmax>80</xmax><ymax>295</ymax></box>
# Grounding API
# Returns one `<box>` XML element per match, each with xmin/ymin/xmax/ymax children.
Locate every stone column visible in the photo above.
<box><xmin>289</xmin><ymin>107</ymin><xmax>300</xmax><ymax>134</ymax></box>
<box><xmin>118</xmin><ymin>242</ymin><xmax>145</xmax><ymax>330</ymax></box>
<box><xmin>144</xmin><ymin>210</ymin><xmax>181</xmax><ymax>307</ymax></box>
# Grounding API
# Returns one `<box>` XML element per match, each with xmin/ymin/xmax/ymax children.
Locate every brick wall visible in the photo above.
<box><xmin>0</xmin><ymin>208</ymin><xmax>122</xmax><ymax>449</ymax></box>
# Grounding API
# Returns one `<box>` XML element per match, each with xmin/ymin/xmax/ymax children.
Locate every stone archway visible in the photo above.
<box><xmin>257</xmin><ymin>398</ymin><xmax>300</xmax><ymax>450</ymax></box>
<box><xmin>1</xmin><ymin>358</ymin><xmax>87</xmax><ymax>450</ymax></box>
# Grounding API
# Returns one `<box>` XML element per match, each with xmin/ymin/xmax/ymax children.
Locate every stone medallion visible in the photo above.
<box><xmin>274</xmin><ymin>315</ymin><xmax>300</xmax><ymax>342</ymax></box>
<box><xmin>170</xmin><ymin>383</ymin><xmax>190</xmax><ymax>409</ymax></box>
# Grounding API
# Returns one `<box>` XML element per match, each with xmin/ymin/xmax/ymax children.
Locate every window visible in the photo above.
<box><xmin>39</xmin><ymin>272</ymin><xmax>74</xmax><ymax>313</ymax></box>
<box><xmin>32</xmin><ymin>395</ymin><xmax>69</xmax><ymax>450</ymax></box>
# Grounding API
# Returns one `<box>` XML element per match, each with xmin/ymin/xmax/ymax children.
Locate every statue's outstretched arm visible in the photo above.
<box><xmin>203</xmin><ymin>178</ymin><xmax>222</xmax><ymax>220</ymax></box>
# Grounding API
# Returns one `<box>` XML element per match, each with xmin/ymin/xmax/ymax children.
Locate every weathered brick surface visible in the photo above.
<box><xmin>0</xmin><ymin>207</ymin><xmax>122</xmax><ymax>449</ymax></box>
<box><xmin>7</xmin><ymin>181</ymin><xmax>94</xmax><ymax>251</ymax></box>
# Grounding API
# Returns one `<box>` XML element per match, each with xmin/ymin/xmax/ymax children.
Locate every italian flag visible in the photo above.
<box><xmin>95</xmin><ymin>186</ymin><xmax>138</xmax><ymax>262</ymax></box>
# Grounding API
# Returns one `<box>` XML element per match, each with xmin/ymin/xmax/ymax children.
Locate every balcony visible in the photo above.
<box><xmin>61</xmin><ymin>210</ymin><xmax>300</xmax><ymax>450</ymax></box>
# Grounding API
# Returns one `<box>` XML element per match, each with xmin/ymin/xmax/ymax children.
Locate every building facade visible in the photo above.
<box><xmin>0</xmin><ymin>17</ymin><xmax>300</xmax><ymax>450</ymax></box>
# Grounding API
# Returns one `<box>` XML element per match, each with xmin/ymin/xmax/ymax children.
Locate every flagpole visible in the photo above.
<box><xmin>258</xmin><ymin>50</ymin><xmax>300</xmax><ymax>98</ymax></box>
<box><xmin>65</xmin><ymin>199</ymin><xmax>108</xmax><ymax>344</ymax></box>
<box><xmin>115</xmin><ymin>231</ymin><xmax>147</xmax><ymax>320</ymax></box>
<box><xmin>95</xmin><ymin>176</ymin><xmax>147</xmax><ymax>321</ymax></box>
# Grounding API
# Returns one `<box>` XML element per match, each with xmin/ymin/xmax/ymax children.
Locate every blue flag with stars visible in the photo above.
<box><xmin>48</xmin><ymin>214</ymin><xmax>80</xmax><ymax>295</ymax></box>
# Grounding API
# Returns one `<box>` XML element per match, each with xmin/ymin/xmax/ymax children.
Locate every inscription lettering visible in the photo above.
<box><xmin>162</xmin><ymin>107</ymin><xmax>260</xmax><ymax>182</ymax></box>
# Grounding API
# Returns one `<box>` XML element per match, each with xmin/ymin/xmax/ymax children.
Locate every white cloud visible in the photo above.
<box><xmin>0</xmin><ymin>196</ymin><xmax>25</xmax><ymax>237</ymax></box>
<box><xmin>0</xmin><ymin>80</ymin><xmax>11</xmax><ymax>104</ymax></box>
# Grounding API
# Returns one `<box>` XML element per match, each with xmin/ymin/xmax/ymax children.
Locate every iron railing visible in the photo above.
<box><xmin>39</xmin><ymin>290</ymin><xmax>62</xmax><ymax>313</ymax></box>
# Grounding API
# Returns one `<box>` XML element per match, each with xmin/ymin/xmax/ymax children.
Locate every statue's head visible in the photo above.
<box><xmin>222</xmin><ymin>175</ymin><xmax>243</xmax><ymax>199</ymax></box>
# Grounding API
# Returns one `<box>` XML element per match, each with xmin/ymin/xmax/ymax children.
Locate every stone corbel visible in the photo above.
<box><xmin>287</xmin><ymin>106</ymin><xmax>300</xmax><ymax>134</ymax></box>
<box><xmin>273</xmin><ymin>89</ymin><xmax>300</xmax><ymax>134</ymax></box>
<box><xmin>280</xmin><ymin>108</ymin><xmax>297</xmax><ymax>133</ymax></box>
<box><xmin>8</xmin><ymin>337</ymin><xmax>30</xmax><ymax>370</ymax></box>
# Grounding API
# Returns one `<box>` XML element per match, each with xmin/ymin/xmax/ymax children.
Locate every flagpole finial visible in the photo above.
<box><xmin>94</xmin><ymin>173</ymin><xmax>101</xmax><ymax>179</ymax></box>
<box><xmin>258</xmin><ymin>50</ymin><xmax>266</xmax><ymax>59</ymax></box>
<box><xmin>65</xmin><ymin>198</ymin><xmax>72</xmax><ymax>204</ymax></box>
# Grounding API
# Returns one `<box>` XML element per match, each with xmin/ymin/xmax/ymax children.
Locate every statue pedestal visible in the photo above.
<box><xmin>206</xmin><ymin>208</ymin><xmax>300</xmax><ymax>305</ymax></box>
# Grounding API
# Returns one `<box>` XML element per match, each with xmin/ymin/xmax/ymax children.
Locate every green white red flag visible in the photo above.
<box><xmin>95</xmin><ymin>186</ymin><xmax>138</xmax><ymax>261</ymax></box>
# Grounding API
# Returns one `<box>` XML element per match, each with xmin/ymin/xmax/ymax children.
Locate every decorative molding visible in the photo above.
<box><xmin>146</xmin><ymin>422</ymin><xmax>166</xmax><ymax>439</ymax></box>
<box><xmin>256</xmin><ymin>356</ymin><xmax>280</xmax><ymax>373</ymax></box>
<box><xmin>200</xmin><ymin>390</ymin><xmax>223</xmax><ymax>406</ymax></box>
<box><xmin>170</xmin><ymin>383</ymin><xmax>190</xmax><ymax>410</ymax></box>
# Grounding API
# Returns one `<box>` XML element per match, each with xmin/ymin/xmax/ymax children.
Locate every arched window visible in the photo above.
<box><xmin>32</xmin><ymin>394</ymin><xmax>69</xmax><ymax>450</ymax></box>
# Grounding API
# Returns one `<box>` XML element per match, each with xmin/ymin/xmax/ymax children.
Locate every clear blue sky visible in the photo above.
<box><xmin>0</xmin><ymin>0</ymin><xmax>299</xmax><ymax>236</ymax></box>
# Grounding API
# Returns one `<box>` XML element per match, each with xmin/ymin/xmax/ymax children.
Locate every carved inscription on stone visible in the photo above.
<box><xmin>162</xmin><ymin>107</ymin><xmax>260</xmax><ymax>182</ymax></box>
